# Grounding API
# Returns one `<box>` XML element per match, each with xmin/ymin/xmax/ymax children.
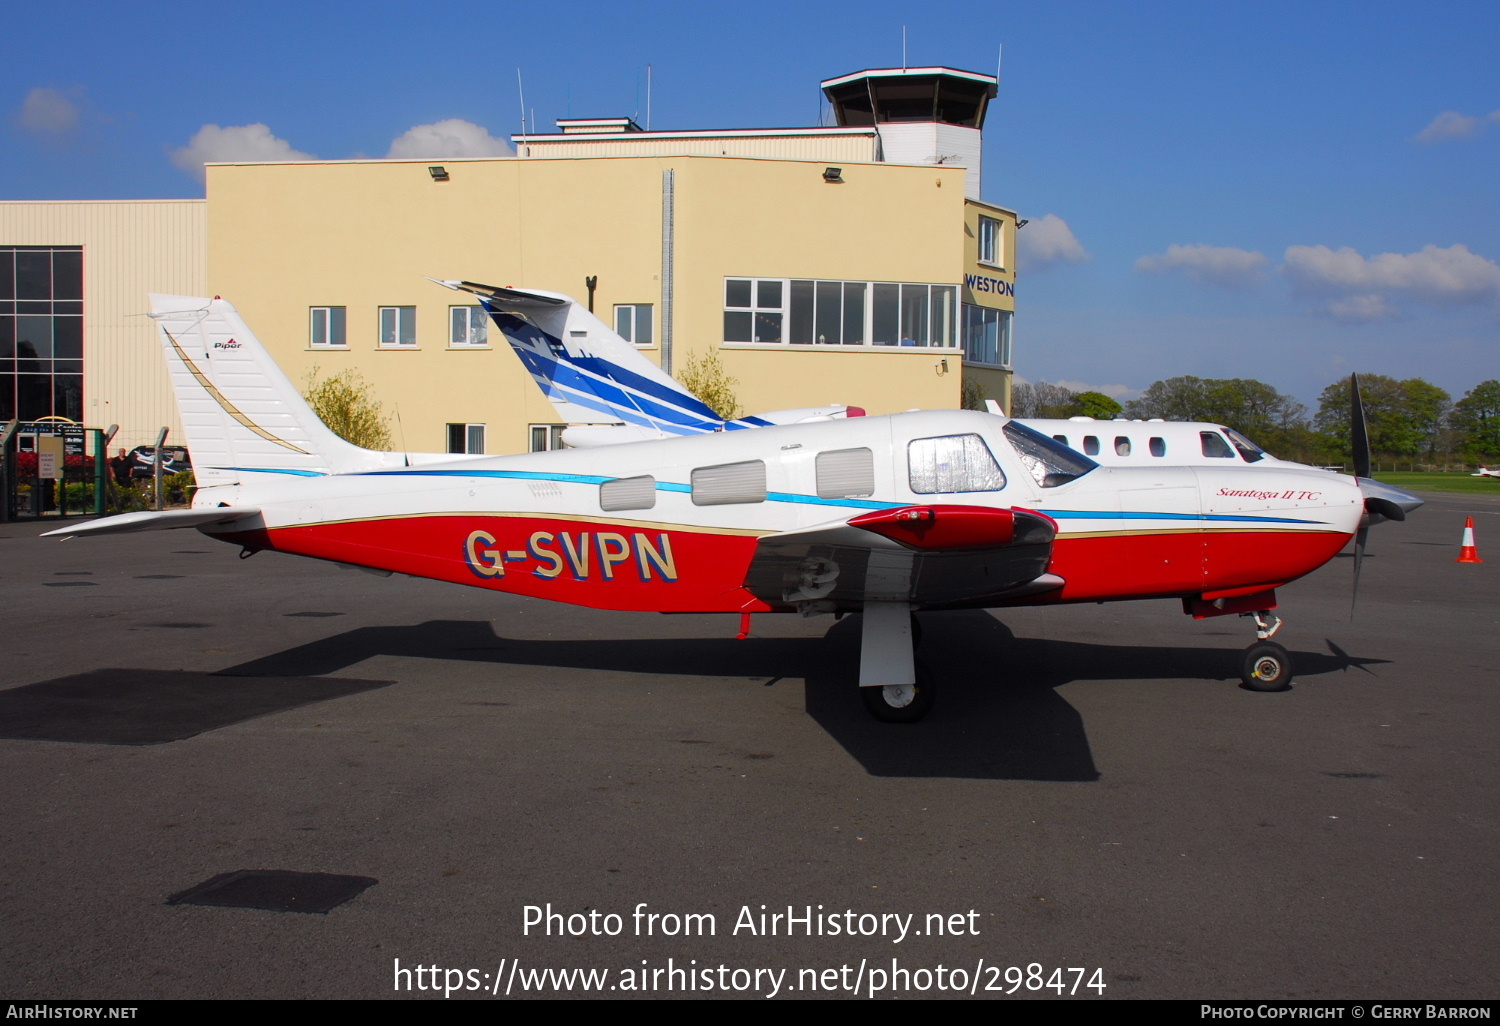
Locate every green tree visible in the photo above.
<box><xmin>303</xmin><ymin>368</ymin><xmax>393</xmax><ymax>449</ymax></box>
<box><xmin>1124</xmin><ymin>376</ymin><xmax>1306</xmax><ymax>451</ymax></box>
<box><xmin>677</xmin><ymin>350</ymin><xmax>742</xmax><ymax>421</ymax></box>
<box><xmin>1313</xmin><ymin>375</ymin><xmax>1450</xmax><ymax>459</ymax></box>
<box><xmin>1012</xmin><ymin>380</ymin><xmax>1082</xmax><ymax>419</ymax></box>
<box><xmin>1076</xmin><ymin>391</ymin><xmax>1123</xmax><ymax>419</ymax></box>
<box><xmin>1452</xmin><ymin>379</ymin><xmax>1500</xmax><ymax>460</ymax></box>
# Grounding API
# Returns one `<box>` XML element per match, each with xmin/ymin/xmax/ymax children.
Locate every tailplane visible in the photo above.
<box><xmin>150</xmin><ymin>294</ymin><xmax>395</xmax><ymax>488</ymax></box>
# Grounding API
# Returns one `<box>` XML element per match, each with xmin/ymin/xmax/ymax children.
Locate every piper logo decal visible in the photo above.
<box><xmin>464</xmin><ymin>529</ymin><xmax>677</xmax><ymax>582</ymax></box>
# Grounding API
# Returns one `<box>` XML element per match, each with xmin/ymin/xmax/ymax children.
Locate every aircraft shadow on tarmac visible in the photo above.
<box><xmin>0</xmin><ymin>613</ymin><xmax>1388</xmax><ymax>778</ymax></box>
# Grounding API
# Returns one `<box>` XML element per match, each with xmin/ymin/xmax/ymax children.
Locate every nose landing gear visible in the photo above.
<box><xmin>1239</xmin><ymin>611</ymin><xmax>1292</xmax><ymax>691</ymax></box>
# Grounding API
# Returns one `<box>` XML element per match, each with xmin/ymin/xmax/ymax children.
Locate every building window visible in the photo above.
<box><xmin>908</xmin><ymin>434</ymin><xmax>1006</xmax><ymax>494</ymax></box>
<box><xmin>724</xmin><ymin>279</ymin><xmax>784</xmax><ymax>343</ymax></box>
<box><xmin>310</xmin><ymin>307</ymin><xmax>346</xmax><ymax>347</ymax></box>
<box><xmin>962</xmin><ymin>304</ymin><xmax>1011</xmax><ymax>367</ymax></box>
<box><xmin>379</xmin><ymin>306</ymin><xmax>416</xmax><ymax>347</ymax></box>
<box><xmin>530</xmin><ymin>424</ymin><xmax>566</xmax><ymax>452</ymax></box>
<box><xmin>447</xmin><ymin>423</ymin><xmax>485</xmax><ymax>454</ymax></box>
<box><xmin>0</xmin><ymin>246</ymin><xmax>84</xmax><ymax>423</ymax></box>
<box><xmin>614</xmin><ymin>304</ymin><xmax>654</xmax><ymax>346</ymax></box>
<box><xmin>449</xmin><ymin>306</ymin><xmax>488</xmax><ymax>347</ymax></box>
<box><xmin>978</xmin><ymin>215</ymin><xmax>1004</xmax><ymax>268</ymax></box>
<box><xmin>725</xmin><ymin>278</ymin><xmax>957</xmax><ymax>347</ymax></box>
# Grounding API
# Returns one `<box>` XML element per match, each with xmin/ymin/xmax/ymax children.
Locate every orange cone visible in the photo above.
<box><xmin>1456</xmin><ymin>516</ymin><xmax>1483</xmax><ymax>563</ymax></box>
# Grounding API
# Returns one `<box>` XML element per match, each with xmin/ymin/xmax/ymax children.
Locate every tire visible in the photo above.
<box><xmin>1240</xmin><ymin>641</ymin><xmax>1293</xmax><ymax>692</ymax></box>
<box><xmin>861</xmin><ymin>663</ymin><xmax>935</xmax><ymax>723</ymax></box>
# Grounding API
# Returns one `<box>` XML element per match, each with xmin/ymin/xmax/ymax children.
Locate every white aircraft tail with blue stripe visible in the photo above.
<box><xmin>433</xmin><ymin>280</ymin><xmax>861</xmax><ymax>446</ymax></box>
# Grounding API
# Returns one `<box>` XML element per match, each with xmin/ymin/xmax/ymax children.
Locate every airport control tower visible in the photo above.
<box><xmin>820</xmin><ymin>67</ymin><xmax>997</xmax><ymax>200</ymax></box>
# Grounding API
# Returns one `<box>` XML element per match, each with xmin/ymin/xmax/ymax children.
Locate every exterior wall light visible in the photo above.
<box><xmin>428</xmin><ymin>166</ymin><xmax>450</xmax><ymax>182</ymax></box>
<box><xmin>822</xmin><ymin>167</ymin><xmax>843</xmax><ymax>183</ymax></box>
<box><xmin>1016</xmin><ymin>218</ymin><xmax>1029</xmax><ymax>228</ymax></box>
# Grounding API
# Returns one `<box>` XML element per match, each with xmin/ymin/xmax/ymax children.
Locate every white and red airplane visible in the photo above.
<box><xmin>45</xmin><ymin>295</ymin><xmax>1422</xmax><ymax>722</ymax></box>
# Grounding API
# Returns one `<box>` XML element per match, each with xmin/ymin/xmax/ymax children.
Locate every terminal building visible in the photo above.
<box><xmin>2</xmin><ymin>67</ymin><xmax>1017</xmax><ymax>456</ymax></box>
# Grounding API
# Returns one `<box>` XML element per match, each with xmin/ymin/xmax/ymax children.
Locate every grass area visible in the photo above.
<box><xmin>1369</xmin><ymin>470</ymin><xmax>1500</xmax><ymax>495</ymax></box>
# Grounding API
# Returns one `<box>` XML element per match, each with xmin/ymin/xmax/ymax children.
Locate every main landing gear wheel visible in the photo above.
<box><xmin>862</xmin><ymin>664</ymin><xmax>935</xmax><ymax>723</ymax></box>
<box><xmin>1240</xmin><ymin>641</ymin><xmax>1293</xmax><ymax>692</ymax></box>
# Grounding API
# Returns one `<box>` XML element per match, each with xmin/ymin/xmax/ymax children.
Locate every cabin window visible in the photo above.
<box><xmin>1082</xmin><ymin>435</ymin><xmax>1100</xmax><ymax>456</ymax></box>
<box><xmin>1149</xmin><ymin>437</ymin><xmax>1166</xmax><ymax>457</ymax></box>
<box><xmin>1052</xmin><ymin>434</ymin><xmax>1068</xmax><ymax>445</ymax></box>
<box><xmin>815</xmin><ymin>447</ymin><xmax>875</xmax><ymax>499</ymax></box>
<box><xmin>309</xmin><ymin>307</ymin><xmax>346</xmax><ymax>347</ymax></box>
<box><xmin>379</xmin><ymin>306</ymin><xmax>417</xmax><ymax>347</ymax></box>
<box><xmin>691</xmin><ymin>460</ymin><xmax>767</xmax><ymax>505</ymax></box>
<box><xmin>447</xmin><ymin>423</ymin><xmax>485</xmax><ymax>454</ymax></box>
<box><xmin>449</xmin><ymin>306</ymin><xmax>488</xmax><ymax>347</ymax></box>
<box><xmin>1003</xmin><ymin>421</ymin><xmax>1097</xmax><ymax>487</ymax></box>
<box><xmin>1225</xmin><ymin>428</ymin><xmax>1267</xmax><ymax>463</ymax></box>
<box><xmin>614</xmin><ymin>304</ymin><xmax>654</xmax><ymax>346</ymax></box>
<box><xmin>1114</xmin><ymin>436</ymin><xmax>1132</xmax><ymax>456</ymax></box>
<box><xmin>1200</xmin><ymin>431</ymin><xmax>1235</xmax><ymax>458</ymax></box>
<box><xmin>908</xmin><ymin>434</ymin><xmax>1006</xmax><ymax>494</ymax></box>
<box><xmin>600</xmin><ymin>475</ymin><xmax>657</xmax><ymax>511</ymax></box>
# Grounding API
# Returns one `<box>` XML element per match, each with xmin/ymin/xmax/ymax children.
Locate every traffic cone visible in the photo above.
<box><xmin>1456</xmin><ymin>516</ymin><xmax>1483</xmax><ymax>564</ymax></box>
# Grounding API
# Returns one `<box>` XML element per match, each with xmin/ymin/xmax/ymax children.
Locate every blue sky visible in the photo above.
<box><xmin>4</xmin><ymin>0</ymin><xmax>1497</xmax><ymax>412</ymax></box>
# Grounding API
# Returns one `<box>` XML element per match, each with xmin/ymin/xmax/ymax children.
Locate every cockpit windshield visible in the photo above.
<box><xmin>1003</xmin><ymin>421</ymin><xmax>1098</xmax><ymax>487</ymax></box>
<box><xmin>1224</xmin><ymin>428</ymin><xmax>1267</xmax><ymax>463</ymax></box>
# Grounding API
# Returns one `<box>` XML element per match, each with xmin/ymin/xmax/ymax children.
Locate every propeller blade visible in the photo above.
<box><xmin>1350</xmin><ymin>373</ymin><xmax>1371</xmax><ymax>480</ymax></box>
<box><xmin>1350</xmin><ymin>525</ymin><xmax>1368</xmax><ymax>620</ymax></box>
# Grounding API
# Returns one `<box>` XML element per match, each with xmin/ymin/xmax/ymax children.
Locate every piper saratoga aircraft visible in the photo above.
<box><xmin>46</xmin><ymin>295</ymin><xmax>1421</xmax><ymax>722</ymax></box>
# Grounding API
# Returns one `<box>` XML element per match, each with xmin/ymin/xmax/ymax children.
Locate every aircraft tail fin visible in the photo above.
<box><xmin>150</xmin><ymin>294</ymin><xmax>394</xmax><ymax>489</ymax></box>
<box><xmin>432</xmin><ymin>279</ymin><xmax>725</xmax><ymax>436</ymax></box>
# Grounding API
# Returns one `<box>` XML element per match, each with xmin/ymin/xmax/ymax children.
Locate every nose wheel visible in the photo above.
<box><xmin>1237</xmin><ymin>611</ymin><xmax>1292</xmax><ymax>691</ymax></box>
<box><xmin>1240</xmin><ymin>641</ymin><xmax>1292</xmax><ymax>691</ymax></box>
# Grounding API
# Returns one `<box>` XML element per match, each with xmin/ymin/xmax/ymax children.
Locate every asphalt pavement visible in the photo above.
<box><xmin>1</xmin><ymin>491</ymin><xmax>1495</xmax><ymax>1000</ymax></box>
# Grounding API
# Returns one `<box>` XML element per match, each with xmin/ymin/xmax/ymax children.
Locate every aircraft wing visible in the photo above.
<box><xmin>743</xmin><ymin>504</ymin><xmax>1060</xmax><ymax>611</ymax></box>
<box><xmin>41</xmin><ymin>507</ymin><xmax>263</xmax><ymax>539</ymax></box>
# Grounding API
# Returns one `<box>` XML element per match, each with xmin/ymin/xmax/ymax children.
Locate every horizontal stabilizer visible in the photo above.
<box><xmin>42</xmin><ymin>507</ymin><xmax>262</xmax><ymax>539</ymax></box>
<box><xmin>428</xmin><ymin>279</ymin><xmax>568</xmax><ymax>309</ymax></box>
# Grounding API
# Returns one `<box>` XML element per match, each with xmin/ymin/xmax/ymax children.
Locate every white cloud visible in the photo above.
<box><xmin>170</xmin><ymin>123</ymin><xmax>317</xmax><ymax>183</ymax></box>
<box><xmin>1281</xmin><ymin>243</ymin><xmax>1500</xmax><ymax>316</ymax></box>
<box><xmin>1017</xmin><ymin>213</ymin><xmax>1089</xmax><ymax>270</ymax></box>
<box><xmin>17</xmin><ymin>87</ymin><xmax>80</xmax><ymax>137</ymax></box>
<box><xmin>1134</xmin><ymin>243</ymin><xmax>1269</xmax><ymax>289</ymax></box>
<box><xmin>1051</xmin><ymin>379</ymin><xmax>1140</xmax><ymax>400</ymax></box>
<box><xmin>1324</xmin><ymin>294</ymin><xmax>1398</xmax><ymax>323</ymax></box>
<box><xmin>1413</xmin><ymin>109</ymin><xmax>1500</xmax><ymax>144</ymax></box>
<box><xmin>386</xmin><ymin>119</ymin><xmax>513</xmax><ymax>159</ymax></box>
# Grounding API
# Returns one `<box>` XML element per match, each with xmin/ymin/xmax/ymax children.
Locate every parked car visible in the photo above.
<box><xmin>128</xmin><ymin>445</ymin><xmax>192</xmax><ymax>479</ymax></box>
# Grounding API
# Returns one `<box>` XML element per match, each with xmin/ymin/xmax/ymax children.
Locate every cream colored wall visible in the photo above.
<box><xmin>207</xmin><ymin>155</ymin><xmax>973</xmax><ymax>454</ymax></box>
<box><xmin>672</xmin><ymin>157</ymin><xmax>968</xmax><ymax>416</ymax></box>
<box><xmin>0</xmin><ymin>200</ymin><xmax>205</xmax><ymax>449</ymax></box>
